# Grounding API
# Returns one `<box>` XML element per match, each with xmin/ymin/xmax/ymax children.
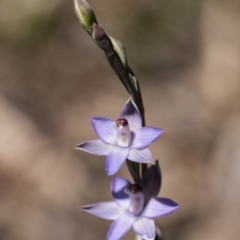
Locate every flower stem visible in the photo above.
<box><xmin>75</xmin><ymin>0</ymin><xmax>148</xmax><ymax>180</ymax></box>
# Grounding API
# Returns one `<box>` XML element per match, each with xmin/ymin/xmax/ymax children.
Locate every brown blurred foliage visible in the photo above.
<box><xmin>0</xmin><ymin>0</ymin><xmax>240</xmax><ymax>239</ymax></box>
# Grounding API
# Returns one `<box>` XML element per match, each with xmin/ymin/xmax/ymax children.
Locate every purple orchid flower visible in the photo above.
<box><xmin>74</xmin><ymin>98</ymin><xmax>163</xmax><ymax>175</ymax></box>
<box><xmin>79</xmin><ymin>163</ymin><xmax>179</xmax><ymax>240</ymax></box>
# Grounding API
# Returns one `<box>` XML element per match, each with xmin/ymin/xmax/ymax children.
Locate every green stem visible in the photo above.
<box><xmin>92</xmin><ymin>24</ymin><xmax>148</xmax><ymax>179</ymax></box>
<box><xmin>92</xmin><ymin>24</ymin><xmax>140</xmax><ymax>105</ymax></box>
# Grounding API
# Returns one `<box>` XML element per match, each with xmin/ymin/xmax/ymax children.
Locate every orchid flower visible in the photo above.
<box><xmin>75</xmin><ymin>98</ymin><xmax>163</xmax><ymax>175</ymax></box>
<box><xmin>79</xmin><ymin>163</ymin><xmax>179</xmax><ymax>240</ymax></box>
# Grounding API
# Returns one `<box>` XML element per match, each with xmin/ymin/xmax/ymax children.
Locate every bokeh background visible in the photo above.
<box><xmin>0</xmin><ymin>0</ymin><xmax>240</xmax><ymax>239</ymax></box>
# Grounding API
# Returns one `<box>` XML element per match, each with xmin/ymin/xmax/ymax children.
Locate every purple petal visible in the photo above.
<box><xmin>111</xmin><ymin>177</ymin><xmax>131</xmax><ymax>209</ymax></box>
<box><xmin>79</xmin><ymin>201</ymin><xmax>124</xmax><ymax>220</ymax></box>
<box><xmin>107</xmin><ymin>213</ymin><xmax>136</xmax><ymax>240</ymax></box>
<box><xmin>133</xmin><ymin>217</ymin><xmax>156</xmax><ymax>240</ymax></box>
<box><xmin>131</xmin><ymin>127</ymin><xmax>164</xmax><ymax>149</ymax></box>
<box><xmin>120</xmin><ymin>98</ymin><xmax>142</xmax><ymax>131</ymax></box>
<box><xmin>140</xmin><ymin>161</ymin><xmax>161</xmax><ymax>200</ymax></box>
<box><xmin>91</xmin><ymin>118</ymin><xmax>117</xmax><ymax>145</ymax></box>
<box><xmin>106</xmin><ymin>146</ymin><xmax>129</xmax><ymax>175</ymax></box>
<box><xmin>142</xmin><ymin>198</ymin><xmax>180</xmax><ymax>219</ymax></box>
<box><xmin>128</xmin><ymin>148</ymin><xmax>154</xmax><ymax>164</ymax></box>
<box><xmin>74</xmin><ymin>139</ymin><xmax>114</xmax><ymax>155</ymax></box>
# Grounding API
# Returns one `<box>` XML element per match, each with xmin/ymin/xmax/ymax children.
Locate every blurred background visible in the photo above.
<box><xmin>0</xmin><ymin>0</ymin><xmax>240</xmax><ymax>239</ymax></box>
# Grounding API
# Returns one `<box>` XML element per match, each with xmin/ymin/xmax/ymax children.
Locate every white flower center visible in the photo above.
<box><xmin>116</xmin><ymin>118</ymin><xmax>131</xmax><ymax>147</ymax></box>
<box><xmin>125</xmin><ymin>185</ymin><xmax>144</xmax><ymax>216</ymax></box>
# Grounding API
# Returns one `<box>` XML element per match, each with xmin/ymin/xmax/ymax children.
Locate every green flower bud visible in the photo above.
<box><xmin>109</xmin><ymin>36</ymin><xmax>128</xmax><ymax>69</ymax></box>
<box><xmin>74</xmin><ymin>0</ymin><xmax>98</xmax><ymax>35</ymax></box>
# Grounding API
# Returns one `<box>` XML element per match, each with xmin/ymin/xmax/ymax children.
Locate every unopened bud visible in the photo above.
<box><xmin>109</xmin><ymin>36</ymin><xmax>128</xmax><ymax>69</ymax></box>
<box><xmin>74</xmin><ymin>0</ymin><xmax>97</xmax><ymax>35</ymax></box>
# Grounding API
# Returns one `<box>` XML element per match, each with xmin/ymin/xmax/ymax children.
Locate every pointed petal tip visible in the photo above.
<box><xmin>106</xmin><ymin>165</ymin><xmax>117</xmax><ymax>176</ymax></box>
<box><xmin>106</xmin><ymin>168</ymin><xmax>114</xmax><ymax>176</ymax></box>
<box><xmin>74</xmin><ymin>139</ymin><xmax>113</xmax><ymax>155</ymax></box>
<box><xmin>159</xmin><ymin>128</ymin><xmax>164</xmax><ymax>137</ymax></box>
<box><xmin>80</xmin><ymin>204</ymin><xmax>96</xmax><ymax>211</ymax></box>
<box><xmin>80</xmin><ymin>204</ymin><xmax>95</xmax><ymax>210</ymax></box>
<box><xmin>76</xmin><ymin>206</ymin><xmax>85</xmax><ymax>211</ymax></box>
<box><xmin>129</xmin><ymin>97</ymin><xmax>139</xmax><ymax>110</ymax></box>
<box><xmin>124</xmin><ymin>98</ymin><xmax>131</xmax><ymax>106</ymax></box>
<box><xmin>152</xmin><ymin>127</ymin><xmax>164</xmax><ymax>139</ymax></box>
<box><xmin>106</xmin><ymin>166</ymin><xmax>121</xmax><ymax>176</ymax></box>
<box><xmin>106</xmin><ymin>163</ymin><xmax>115</xmax><ymax>176</ymax></box>
<box><xmin>90</xmin><ymin>117</ymin><xmax>97</xmax><ymax>122</ymax></box>
<box><xmin>73</xmin><ymin>144</ymin><xmax>81</xmax><ymax>149</ymax></box>
<box><xmin>72</xmin><ymin>142</ymin><xmax>86</xmax><ymax>150</ymax></box>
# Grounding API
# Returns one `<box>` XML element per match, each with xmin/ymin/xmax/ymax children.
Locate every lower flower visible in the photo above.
<box><xmin>79</xmin><ymin>174</ymin><xmax>179</xmax><ymax>240</ymax></box>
